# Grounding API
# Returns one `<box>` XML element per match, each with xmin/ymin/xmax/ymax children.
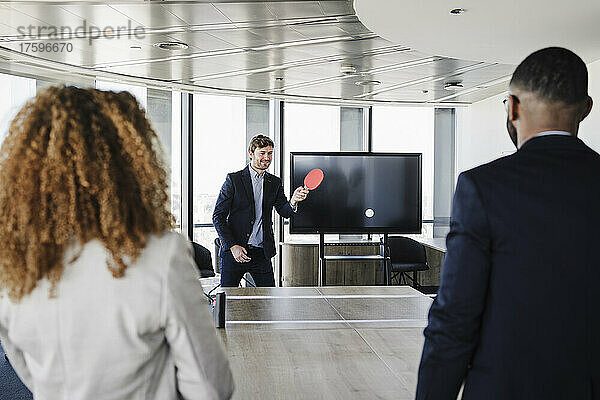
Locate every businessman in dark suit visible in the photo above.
<box><xmin>213</xmin><ymin>135</ymin><xmax>308</xmax><ymax>287</ymax></box>
<box><xmin>416</xmin><ymin>47</ymin><xmax>599</xmax><ymax>399</ymax></box>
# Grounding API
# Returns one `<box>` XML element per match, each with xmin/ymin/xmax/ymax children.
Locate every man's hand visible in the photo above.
<box><xmin>231</xmin><ymin>245</ymin><xmax>251</xmax><ymax>263</ymax></box>
<box><xmin>290</xmin><ymin>186</ymin><xmax>309</xmax><ymax>206</ymax></box>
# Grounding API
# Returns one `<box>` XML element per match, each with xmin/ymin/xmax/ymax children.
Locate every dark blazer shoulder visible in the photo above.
<box><xmin>466</xmin><ymin>135</ymin><xmax>600</xmax><ymax>179</ymax></box>
<box><xmin>231</xmin><ymin>167</ymin><xmax>248</xmax><ymax>177</ymax></box>
<box><xmin>460</xmin><ymin>152</ymin><xmax>516</xmax><ymax>180</ymax></box>
<box><xmin>226</xmin><ymin>167</ymin><xmax>249</xmax><ymax>184</ymax></box>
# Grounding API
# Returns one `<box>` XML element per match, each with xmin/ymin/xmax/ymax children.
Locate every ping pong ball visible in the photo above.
<box><xmin>365</xmin><ymin>208</ymin><xmax>374</xmax><ymax>218</ymax></box>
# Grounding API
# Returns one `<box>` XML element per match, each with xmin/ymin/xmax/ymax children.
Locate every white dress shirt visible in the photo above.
<box><xmin>247</xmin><ymin>164</ymin><xmax>297</xmax><ymax>248</ymax></box>
<box><xmin>0</xmin><ymin>232</ymin><xmax>234</xmax><ymax>400</ymax></box>
<box><xmin>532</xmin><ymin>130</ymin><xmax>572</xmax><ymax>138</ymax></box>
<box><xmin>247</xmin><ymin>165</ymin><xmax>265</xmax><ymax>247</ymax></box>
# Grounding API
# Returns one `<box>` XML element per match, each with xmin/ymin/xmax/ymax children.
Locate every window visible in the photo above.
<box><xmin>192</xmin><ymin>93</ymin><xmax>248</xmax><ymax>258</ymax></box>
<box><xmin>146</xmin><ymin>89</ymin><xmax>182</xmax><ymax>230</ymax></box>
<box><xmin>170</xmin><ymin>93</ymin><xmax>182</xmax><ymax>229</ymax></box>
<box><xmin>283</xmin><ymin>102</ymin><xmax>340</xmax><ymax>241</ymax></box>
<box><xmin>0</xmin><ymin>73</ymin><xmax>36</xmax><ymax>145</ymax></box>
<box><xmin>372</xmin><ymin>106</ymin><xmax>434</xmax><ymax>238</ymax></box>
<box><xmin>95</xmin><ymin>80</ymin><xmax>147</xmax><ymax>108</ymax></box>
<box><xmin>340</xmin><ymin>107</ymin><xmax>365</xmax><ymax>151</ymax></box>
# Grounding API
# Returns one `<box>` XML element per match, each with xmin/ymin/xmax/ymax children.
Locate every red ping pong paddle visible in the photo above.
<box><xmin>304</xmin><ymin>168</ymin><xmax>324</xmax><ymax>190</ymax></box>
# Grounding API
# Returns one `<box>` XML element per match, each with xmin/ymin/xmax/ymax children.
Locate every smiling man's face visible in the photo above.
<box><xmin>249</xmin><ymin>145</ymin><xmax>273</xmax><ymax>172</ymax></box>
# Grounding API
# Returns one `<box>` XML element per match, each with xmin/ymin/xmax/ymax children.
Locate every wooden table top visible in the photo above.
<box><xmin>217</xmin><ymin>286</ymin><xmax>433</xmax><ymax>399</ymax></box>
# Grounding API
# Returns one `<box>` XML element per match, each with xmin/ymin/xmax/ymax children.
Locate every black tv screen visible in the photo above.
<box><xmin>290</xmin><ymin>152</ymin><xmax>422</xmax><ymax>234</ymax></box>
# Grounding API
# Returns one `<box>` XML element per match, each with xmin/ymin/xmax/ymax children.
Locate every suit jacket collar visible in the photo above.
<box><xmin>519</xmin><ymin>134</ymin><xmax>583</xmax><ymax>151</ymax></box>
<box><xmin>240</xmin><ymin>166</ymin><xmax>254</xmax><ymax>206</ymax></box>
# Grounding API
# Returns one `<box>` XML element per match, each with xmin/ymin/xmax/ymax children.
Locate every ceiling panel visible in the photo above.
<box><xmin>199</xmin><ymin>73</ymin><xmax>288</xmax><ymax>92</ymax></box>
<box><xmin>336</xmin><ymin>19</ymin><xmax>372</xmax><ymax>35</ymax></box>
<box><xmin>161</xmin><ymin>4</ymin><xmax>231</xmax><ymax>26</ymax></box>
<box><xmin>125</xmin><ymin>32</ymin><xmax>195</xmax><ymax>49</ymax></box>
<box><xmin>452</xmin><ymin>83</ymin><xmax>510</xmax><ymax>103</ymax></box>
<box><xmin>107</xmin><ymin>61</ymin><xmax>192</xmax><ymax>82</ymax></box>
<box><xmin>185</xmin><ymin>52</ymin><xmax>269</xmax><ymax>70</ymax></box>
<box><xmin>7</xmin><ymin>4</ymin><xmax>86</xmax><ymax>29</ymax></box>
<box><xmin>0</xmin><ymin>20</ymin><xmax>15</xmax><ymax>36</ymax></box>
<box><xmin>108</xmin><ymin>4</ymin><xmax>187</xmax><ymax>28</ymax></box>
<box><xmin>369</xmin><ymin>49</ymin><xmax>433</xmax><ymax>64</ymax></box>
<box><xmin>90</xmin><ymin>40</ymin><xmax>203</xmax><ymax>68</ymax></box>
<box><xmin>276</xmin><ymin>42</ymin><xmax>353</xmax><ymax>60</ymax></box>
<box><xmin>0</xmin><ymin>0</ymin><xmax>515</xmax><ymax>105</ymax></box>
<box><xmin>247</xmin><ymin>25</ymin><xmax>308</xmax><ymax>43</ymax></box>
<box><xmin>213</xmin><ymin>3</ymin><xmax>275</xmax><ymax>23</ymax></box>
<box><xmin>0</xmin><ymin>4</ymin><xmax>46</xmax><ymax>30</ymax></box>
<box><xmin>371</xmin><ymin>61</ymin><xmax>481</xmax><ymax>82</ymax></box>
<box><xmin>162</xmin><ymin>31</ymin><xmax>237</xmax><ymax>51</ymax></box>
<box><xmin>324</xmin><ymin>36</ymin><xmax>398</xmax><ymax>54</ymax></box>
<box><xmin>289</xmin><ymin>23</ymin><xmax>348</xmax><ymax>38</ymax></box>
<box><xmin>451</xmin><ymin>64</ymin><xmax>515</xmax><ymax>83</ymax></box>
<box><xmin>319</xmin><ymin>1</ymin><xmax>356</xmax><ymax>16</ymax></box>
<box><xmin>266</xmin><ymin>2</ymin><xmax>325</xmax><ymax>20</ymax></box>
<box><xmin>57</xmin><ymin>4</ymin><xmax>135</xmax><ymax>28</ymax></box>
<box><xmin>188</xmin><ymin>29</ymin><xmax>270</xmax><ymax>49</ymax></box>
<box><xmin>347</xmin><ymin>55</ymin><xmax>432</xmax><ymax>73</ymax></box>
<box><xmin>284</xmin><ymin>83</ymin><xmax>345</xmax><ymax>99</ymax></box>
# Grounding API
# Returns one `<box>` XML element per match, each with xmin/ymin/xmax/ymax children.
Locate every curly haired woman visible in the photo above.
<box><xmin>0</xmin><ymin>86</ymin><xmax>234</xmax><ymax>400</ymax></box>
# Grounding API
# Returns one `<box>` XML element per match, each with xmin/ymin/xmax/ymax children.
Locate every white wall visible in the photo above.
<box><xmin>455</xmin><ymin>92</ymin><xmax>514</xmax><ymax>179</ymax></box>
<box><xmin>579</xmin><ymin>59</ymin><xmax>600</xmax><ymax>150</ymax></box>
<box><xmin>456</xmin><ymin>58</ymin><xmax>600</xmax><ymax>182</ymax></box>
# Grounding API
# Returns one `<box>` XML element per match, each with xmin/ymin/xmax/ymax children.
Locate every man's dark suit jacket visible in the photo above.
<box><xmin>213</xmin><ymin>167</ymin><xmax>294</xmax><ymax>259</ymax></box>
<box><xmin>417</xmin><ymin>135</ymin><xmax>600</xmax><ymax>399</ymax></box>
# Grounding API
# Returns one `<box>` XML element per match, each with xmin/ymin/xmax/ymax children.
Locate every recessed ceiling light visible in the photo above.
<box><xmin>153</xmin><ymin>41</ymin><xmax>189</xmax><ymax>50</ymax></box>
<box><xmin>450</xmin><ymin>8</ymin><xmax>466</xmax><ymax>15</ymax></box>
<box><xmin>355</xmin><ymin>80</ymin><xmax>381</xmax><ymax>86</ymax></box>
<box><xmin>340</xmin><ymin>64</ymin><xmax>358</xmax><ymax>75</ymax></box>
<box><xmin>444</xmin><ymin>81</ymin><xmax>464</xmax><ymax>90</ymax></box>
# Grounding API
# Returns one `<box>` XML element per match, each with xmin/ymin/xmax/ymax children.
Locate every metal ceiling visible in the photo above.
<box><xmin>0</xmin><ymin>1</ymin><xmax>515</xmax><ymax>104</ymax></box>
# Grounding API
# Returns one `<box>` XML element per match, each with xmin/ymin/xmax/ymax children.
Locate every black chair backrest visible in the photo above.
<box><xmin>192</xmin><ymin>241</ymin><xmax>215</xmax><ymax>278</ymax></box>
<box><xmin>387</xmin><ymin>236</ymin><xmax>427</xmax><ymax>264</ymax></box>
<box><xmin>214</xmin><ymin>237</ymin><xmax>222</xmax><ymax>274</ymax></box>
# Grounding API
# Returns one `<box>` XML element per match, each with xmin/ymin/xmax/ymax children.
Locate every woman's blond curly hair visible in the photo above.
<box><xmin>0</xmin><ymin>86</ymin><xmax>174</xmax><ymax>301</ymax></box>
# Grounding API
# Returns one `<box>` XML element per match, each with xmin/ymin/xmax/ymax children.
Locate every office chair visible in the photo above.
<box><xmin>386</xmin><ymin>236</ymin><xmax>429</xmax><ymax>288</ymax></box>
<box><xmin>214</xmin><ymin>237</ymin><xmax>222</xmax><ymax>274</ymax></box>
<box><xmin>191</xmin><ymin>241</ymin><xmax>215</xmax><ymax>278</ymax></box>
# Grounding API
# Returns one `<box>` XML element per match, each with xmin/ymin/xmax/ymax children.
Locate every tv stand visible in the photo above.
<box><xmin>318</xmin><ymin>233</ymin><xmax>390</xmax><ymax>286</ymax></box>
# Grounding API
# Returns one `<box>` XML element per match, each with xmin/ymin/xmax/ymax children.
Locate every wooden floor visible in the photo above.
<box><xmin>218</xmin><ymin>286</ymin><xmax>432</xmax><ymax>400</ymax></box>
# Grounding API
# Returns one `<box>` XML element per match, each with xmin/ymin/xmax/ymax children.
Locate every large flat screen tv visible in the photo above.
<box><xmin>290</xmin><ymin>152</ymin><xmax>422</xmax><ymax>234</ymax></box>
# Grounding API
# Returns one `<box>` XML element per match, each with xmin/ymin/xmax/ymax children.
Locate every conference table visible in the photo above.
<box><xmin>213</xmin><ymin>285</ymin><xmax>433</xmax><ymax>400</ymax></box>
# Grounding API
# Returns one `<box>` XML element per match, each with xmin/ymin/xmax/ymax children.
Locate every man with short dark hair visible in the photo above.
<box><xmin>213</xmin><ymin>134</ymin><xmax>308</xmax><ymax>287</ymax></box>
<box><xmin>416</xmin><ymin>47</ymin><xmax>599</xmax><ymax>399</ymax></box>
